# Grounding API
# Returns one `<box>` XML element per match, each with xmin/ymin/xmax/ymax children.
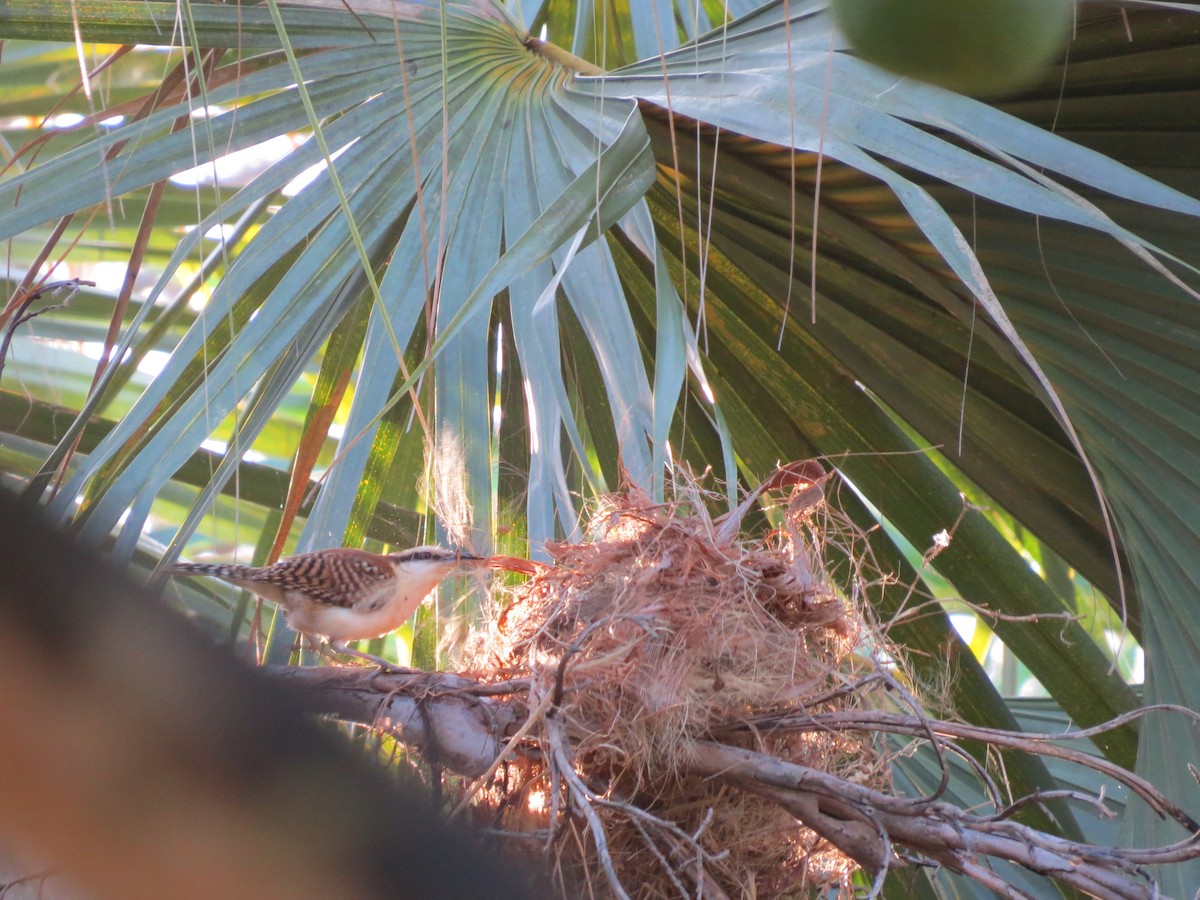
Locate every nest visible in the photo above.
<box><xmin>463</xmin><ymin>464</ymin><xmax>896</xmax><ymax>898</ymax></box>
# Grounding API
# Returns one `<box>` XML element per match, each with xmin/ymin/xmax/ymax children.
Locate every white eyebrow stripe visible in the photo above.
<box><xmin>391</xmin><ymin>547</ymin><xmax>450</xmax><ymax>563</ymax></box>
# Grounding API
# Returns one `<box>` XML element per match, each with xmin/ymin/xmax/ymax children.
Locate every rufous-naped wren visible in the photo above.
<box><xmin>167</xmin><ymin>546</ymin><xmax>483</xmax><ymax>668</ymax></box>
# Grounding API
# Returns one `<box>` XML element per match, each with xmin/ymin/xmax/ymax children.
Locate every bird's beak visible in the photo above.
<box><xmin>454</xmin><ymin>550</ymin><xmax>485</xmax><ymax>563</ymax></box>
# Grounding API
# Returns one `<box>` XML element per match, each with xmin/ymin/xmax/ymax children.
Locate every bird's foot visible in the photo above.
<box><xmin>368</xmin><ymin>661</ymin><xmax>421</xmax><ymax>682</ymax></box>
<box><xmin>326</xmin><ymin>641</ymin><xmax>417</xmax><ymax>677</ymax></box>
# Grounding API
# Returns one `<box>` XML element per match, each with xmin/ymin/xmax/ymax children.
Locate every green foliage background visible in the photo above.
<box><xmin>1</xmin><ymin>1</ymin><xmax>1198</xmax><ymax>894</ymax></box>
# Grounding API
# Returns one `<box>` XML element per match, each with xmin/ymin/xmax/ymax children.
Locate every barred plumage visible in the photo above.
<box><xmin>168</xmin><ymin>550</ymin><xmax>392</xmax><ymax>609</ymax></box>
<box><xmin>166</xmin><ymin>545</ymin><xmax>483</xmax><ymax>658</ymax></box>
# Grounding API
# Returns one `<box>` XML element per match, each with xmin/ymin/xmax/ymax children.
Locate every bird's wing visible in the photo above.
<box><xmin>255</xmin><ymin>549</ymin><xmax>392</xmax><ymax>609</ymax></box>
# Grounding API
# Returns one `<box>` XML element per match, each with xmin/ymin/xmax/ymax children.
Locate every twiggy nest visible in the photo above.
<box><xmin>464</xmin><ymin>464</ymin><xmax>897</xmax><ymax>898</ymax></box>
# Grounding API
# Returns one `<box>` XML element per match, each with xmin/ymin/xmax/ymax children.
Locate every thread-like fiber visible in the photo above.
<box><xmin>463</xmin><ymin>467</ymin><xmax>895</xmax><ymax>897</ymax></box>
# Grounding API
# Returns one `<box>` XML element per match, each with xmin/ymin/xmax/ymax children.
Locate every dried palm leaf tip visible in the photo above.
<box><xmin>465</xmin><ymin>463</ymin><xmax>896</xmax><ymax>898</ymax></box>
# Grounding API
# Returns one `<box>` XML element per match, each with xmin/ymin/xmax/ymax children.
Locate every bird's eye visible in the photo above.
<box><xmin>415</xmin><ymin>551</ymin><xmax>432</xmax><ymax>561</ymax></box>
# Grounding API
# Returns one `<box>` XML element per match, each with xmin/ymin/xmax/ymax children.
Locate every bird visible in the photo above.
<box><xmin>166</xmin><ymin>545</ymin><xmax>485</xmax><ymax>669</ymax></box>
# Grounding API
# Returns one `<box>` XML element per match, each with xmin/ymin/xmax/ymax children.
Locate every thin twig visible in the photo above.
<box><xmin>692</xmin><ymin>741</ymin><xmax>1171</xmax><ymax>899</ymax></box>
<box><xmin>0</xmin><ymin>279</ymin><xmax>92</xmax><ymax>384</ymax></box>
<box><xmin>450</xmin><ymin>684</ymin><xmax>556</xmax><ymax>819</ymax></box>
<box><xmin>0</xmin><ymin>870</ymin><xmax>54</xmax><ymax>898</ymax></box>
<box><xmin>735</xmin><ymin>707</ymin><xmax>1199</xmax><ymax>831</ymax></box>
<box><xmin>546</xmin><ymin>716</ymin><xmax>631</xmax><ymax>900</ymax></box>
<box><xmin>628</xmin><ymin>816</ymin><xmax>691</xmax><ymax>900</ymax></box>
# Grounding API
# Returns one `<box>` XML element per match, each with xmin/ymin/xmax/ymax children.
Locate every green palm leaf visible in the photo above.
<box><xmin>2</xmin><ymin>0</ymin><xmax>1199</xmax><ymax>891</ymax></box>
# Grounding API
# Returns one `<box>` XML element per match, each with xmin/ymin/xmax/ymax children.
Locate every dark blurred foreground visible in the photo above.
<box><xmin>0</xmin><ymin>488</ymin><xmax>540</xmax><ymax>900</ymax></box>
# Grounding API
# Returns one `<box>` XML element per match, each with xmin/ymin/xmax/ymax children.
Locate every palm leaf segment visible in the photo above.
<box><xmin>1</xmin><ymin>0</ymin><xmax>1199</xmax><ymax>886</ymax></box>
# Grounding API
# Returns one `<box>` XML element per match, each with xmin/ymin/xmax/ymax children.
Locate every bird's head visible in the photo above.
<box><xmin>386</xmin><ymin>545</ymin><xmax>484</xmax><ymax>584</ymax></box>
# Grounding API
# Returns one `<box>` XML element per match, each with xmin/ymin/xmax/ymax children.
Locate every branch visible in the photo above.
<box><xmin>256</xmin><ymin>666</ymin><xmax>1200</xmax><ymax>897</ymax></box>
<box><xmin>0</xmin><ymin>279</ymin><xmax>92</xmax><ymax>384</ymax></box>
<box><xmin>689</xmin><ymin>741</ymin><xmax>1184</xmax><ymax>899</ymax></box>
<box><xmin>728</xmin><ymin>707</ymin><xmax>1199</xmax><ymax>832</ymax></box>
<box><xmin>266</xmin><ymin>666</ymin><xmax>525</xmax><ymax>778</ymax></box>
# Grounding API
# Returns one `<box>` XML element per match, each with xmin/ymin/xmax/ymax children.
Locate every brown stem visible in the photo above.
<box><xmin>265</xmin><ymin>666</ymin><xmax>523</xmax><ymax>777</ymax></box>
<box><xmin>689</xmin><ymin>742</ymin><xmax>1161</xmax><ymax>899</ymax></box>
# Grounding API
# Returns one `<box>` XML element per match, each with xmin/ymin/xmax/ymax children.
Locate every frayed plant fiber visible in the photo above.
<box><xmin>464</xmin><ymin>465</ymin><xmax>895</xmax><ymax>898</ymax></box>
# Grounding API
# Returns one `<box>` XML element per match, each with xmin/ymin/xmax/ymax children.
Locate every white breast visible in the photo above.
<box><xmin>280</xmin><ymin>573</ymin><xmax>445</xmax><ymax>642</ymax></box>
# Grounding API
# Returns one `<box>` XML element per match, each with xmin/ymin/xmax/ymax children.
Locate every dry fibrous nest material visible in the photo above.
<box><xmin>277</xmin><ymin>462</ymin><xmax>1200</xmax><ymax>897</ymax></box>
<box><xmin>464</xmin><ymin>461</ymin><xmax>896</xmax><ymax>898</ymax></box>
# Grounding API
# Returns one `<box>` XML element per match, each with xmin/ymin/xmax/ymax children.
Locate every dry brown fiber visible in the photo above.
<box><xmin>465</xmin><ymin>469</ymin><xmax>894</xmax><ymax>898</ymax></box>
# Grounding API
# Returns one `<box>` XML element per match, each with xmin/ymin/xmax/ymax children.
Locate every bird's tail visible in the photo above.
<box><xmin>166</xmin><ymin>561</ymin><xmax>260</xmax><ymax>579</ymax></box>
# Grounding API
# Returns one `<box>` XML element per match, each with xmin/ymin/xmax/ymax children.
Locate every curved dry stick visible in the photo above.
<box><xmin>0</xmin><ymin>280</ymin><xmax>93</xmax><ymax>384</ymax></box>
<box><xmin>266</xmin><ymin>666</ymin><xmax>521</xmax><ymax>777</ymax></box>
<box><xmin>691</xmin><ymin>741</ymin><xmax>1173</xmax><ymax>899</ymax></box>
<box><xmin>263</xmin><ymin>666</ymin><xmax>1200</xmax><ymax>894</ymax></box>
<box><xmin>450</xmin><ymin>685</ymin><xmax>556</xmax><ymax>818</ymax></box>
<box><xmin>986</xmin><ymin>788</ymin><xmax>1118</xmax><ymax>824</ymax></box>
<box><xmin>628</xmin><ymin>816</ymin><xmax>691</xmax><ymax>900</ymax></box>
<box><xmin>739</xmin><ymin>708</ymin><xmax>1199</xmax><ymax>831</ymax></box>
<box><xmin>545</xmin><ymin>716</ymin><xmax>630</xmax><ymax>900</ymax></box>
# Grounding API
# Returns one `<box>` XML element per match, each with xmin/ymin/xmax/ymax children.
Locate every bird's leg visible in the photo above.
<box><xmin>326</xmin><ymin>640</ymin><xmax>417</xmax><ymax>675</ymax></box>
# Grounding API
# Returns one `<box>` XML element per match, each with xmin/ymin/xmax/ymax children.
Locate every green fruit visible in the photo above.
<box><xmin>831</xmin><ymin>0</ymin><xmax>1074</xmax><ymax>96</ymax></box>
